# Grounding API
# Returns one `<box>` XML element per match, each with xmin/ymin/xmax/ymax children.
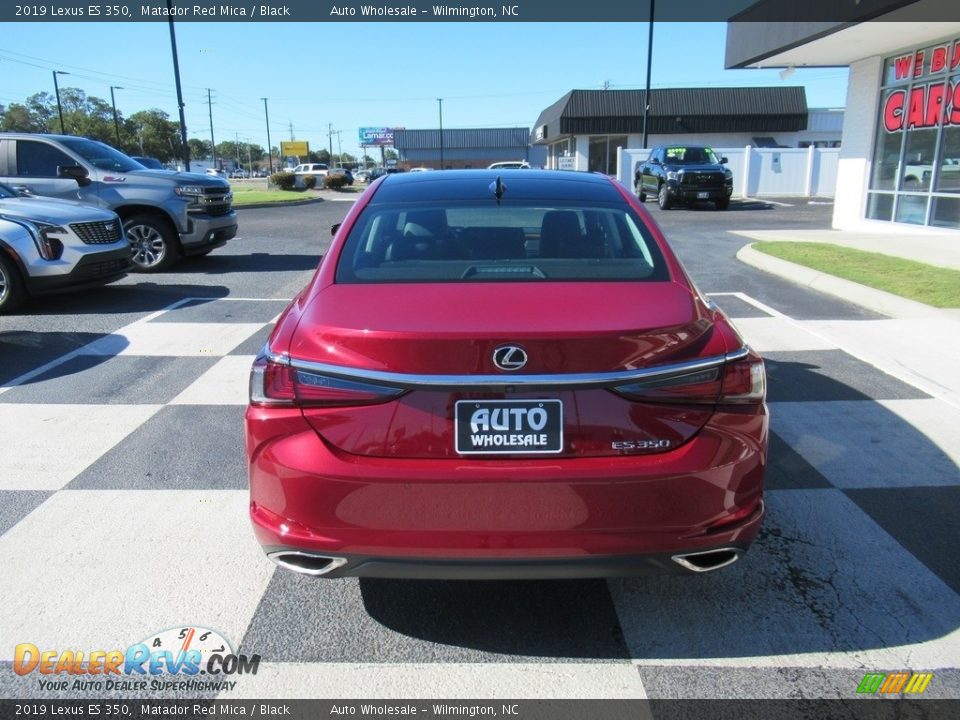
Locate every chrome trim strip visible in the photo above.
<box><xmin>263</xmin><ymin>347</ymin><xmax>751</xmax><ymax>391</ymax></box>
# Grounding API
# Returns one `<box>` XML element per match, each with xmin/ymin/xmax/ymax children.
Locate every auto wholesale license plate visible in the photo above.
<box><xmin>697</xmin><ymin>191</ymin><xmax>709</xmax><ymax>199</ymax></box>
<box><xmin>455</xmin><ymin>400</ymin><xmax>563</xmax><ymax>455</ymax></box>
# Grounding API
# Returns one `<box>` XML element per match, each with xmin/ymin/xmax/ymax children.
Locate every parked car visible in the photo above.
<box><xmin>0</xmin><ymin>134</ymin><xmax>237</xmax><ymax>272</ymax></box>
<box><xmin>0</xmin><ymin>181</ymin><xmax>131</xmax><ymax>313</ymax></box>
<box><xmin>488</xmin><ymin>161</ymin><xmax>530</xmax><ymax>170</ymax></box>
<box><xmin>292</xmin><ymin>163</ymin><xmax>328</xmax><ymax>178</ymax></box>
<box><xmin>354</xmin><ymin>168</ymin><xmax>373</xmax><ymax>183</ymax></box>
<box><xmin>246</xmin><ymin>169</ymin><xmax>767</xmax><ymax>579</ymax></box>
<box><xmin>229</xmin><ymin>168</ymin><xmax>249</xmax><ymax>179</ymax></box>
<box><xmin>635</xmin><ymin>145</ymin><xmax>733</xmax><ymax>210</ymax></box>
<box><xmin>131</xmin><ymin>156</ymin><xmax>165</xmax><ymax>170</ymax></box>
<box><xmin>327</xmin><ymin>167</ymin><xmax>354</xmax><ymax>185</ymax></box>
<box><xmin>204</xmin><ymin>168</ymin><xmax>226</xmax><ymax>178</ymax></box>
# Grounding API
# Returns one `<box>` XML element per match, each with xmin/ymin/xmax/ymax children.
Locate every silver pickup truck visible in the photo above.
<box><xmin>0</xmin><ymin>133</ymin><xmax>237</xmax><ymax>272</ymax></box>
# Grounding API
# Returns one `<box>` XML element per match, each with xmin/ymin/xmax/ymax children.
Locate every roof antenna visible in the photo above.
<box><xmin>489</xmin><ymin>176</ymin><xmax>506</xmax><ymax>205</ymax></box>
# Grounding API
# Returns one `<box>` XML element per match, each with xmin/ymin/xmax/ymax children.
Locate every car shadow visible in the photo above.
<box><xmin>177</xmin><ymin>252</ymin><xmax>322</xmax><ymax>274</ymax></box>
<box><xmin>11</xmin><ymin>283</ymin><xmax>231</xmax><ymax>316</ymax></box>
<box><xmin>0</xmin><ymin>330</ymin><xmax>130</xmax><ymax>386</ymax></box>
<box><xmin>352</xmin><ymin>367</ymin><xmax>960</xmax><ymax>662</ymax></box>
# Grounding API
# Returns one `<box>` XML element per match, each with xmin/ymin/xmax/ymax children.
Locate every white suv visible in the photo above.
<box><xmin>292</xmin><ymin>163</ymin><xmax>328</xmax><ymax>177</ymax></box>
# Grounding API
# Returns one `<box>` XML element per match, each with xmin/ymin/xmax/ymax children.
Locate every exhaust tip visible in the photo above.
<box><xmin>672</xmin><ymin>548</ymin><xmax>741</xmax><ymax>573</ymax></box>
<box><xmin>268</xmin><ymin>551</ymin><xmax>348</xmax><ymax>577</ymax></box>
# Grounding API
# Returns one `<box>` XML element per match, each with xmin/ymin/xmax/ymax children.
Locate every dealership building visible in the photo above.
<box><xmin>530</xmin><ymin>87</ymin><xmax>843</xmax><ymax>174</ymax></box>
<box><xmin>726</xmin><ymin>4</ymin><xmax>960</xmax><ymax>231</ymax></box>
<box><xmin>391</xmin><ymin>128</ymin><xmax>546</xmax><ymax>169</ymax></box>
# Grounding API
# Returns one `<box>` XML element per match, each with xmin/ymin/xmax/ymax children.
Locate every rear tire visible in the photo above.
<box><xmin>657</xmin><ymin>184</ymin><xmax>672</xmax><ymax>210</ymax></box>
<box><xmin>0</xmin><ymin>253</ymin><xmax>25</xmax><ymax>314</ymax></box>
<box><xmin>638</xmin><ymin>190</ymin><xmax>647</xmax><ymax>202</ymax></box>
<box><xmin>124</xmin><ymin>213</ymin><xmax>179</xmax><ymax>272</ymax></box>
<box><xmin>715</xmin><ymin>197</ymin><xmax>730</xmax><ymax>210</ymax></box>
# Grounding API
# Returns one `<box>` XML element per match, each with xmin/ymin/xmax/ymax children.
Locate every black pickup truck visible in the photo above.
<box><xmin>634</xmin><ymin>145</ymin><xmax>733</xmax><ymax>210</ymax></box>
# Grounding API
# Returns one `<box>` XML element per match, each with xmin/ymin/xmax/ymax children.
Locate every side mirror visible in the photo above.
<box><xmin>58</xmin><ymin>165</ymin><xmax>91</xmax><ymax>187</ymax></box>
<box><xmin>720</xmin><ymin>157</ymin><xmax>729</xmax><ymax>164</ymax></box>
<box><xmin>331</xmin><ymin>222</ymin><xmax>341</xmax><ymax>237</ymax></box>
<box><xmin>650</xmin><ymin>157</ymin><xmax>661</xmax><ymax>166</ymax></box>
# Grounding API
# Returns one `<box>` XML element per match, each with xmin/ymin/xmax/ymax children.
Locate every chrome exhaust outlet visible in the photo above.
<box><xmin>671</xmin><ymin>548</ymin><xmax>741</xmax><ymax>573</ymax></box>
<box><xmin>268</xmin><ymin>551</ymin><xmax>349</xmax><ymax>577</ymax></box>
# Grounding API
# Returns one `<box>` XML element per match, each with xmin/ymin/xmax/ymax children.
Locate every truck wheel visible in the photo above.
<box><xmin>638</xmin><ymin>190</ymin><xmax>647</xmax><ymax>202</ymax></box>
<box><xmin>0</xmin><ymin>253</ymin><xmax>25</xmax><ymax>314</ymax></box>
<box><xmin>657</xmin><ymin>184</ymin><xmax>672</xmax><ymax>210</ymax></box>
<box><xmin>125</xmin><ymin>214</ymin><xmax>179</xmax><ymax>272</ymax></box>
<box><xmin>715</xmin><ymin>198</ymin><xmax>730</xmax><ymax>210</ymax></box>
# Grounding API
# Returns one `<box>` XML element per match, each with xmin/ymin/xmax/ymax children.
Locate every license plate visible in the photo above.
<box><xmin>697</xmin><ymin>191</ymin><xmax>709</xmax><ymax>199</ymax></box>
<box><xmin>455</xmin><ymin>400</ymin><xmax>563</xmax><ymax>455</ymax></box>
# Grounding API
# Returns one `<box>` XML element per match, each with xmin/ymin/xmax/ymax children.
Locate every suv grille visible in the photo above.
<box><xmin>189</xmin><ymin>186</ymin><xmax>233</xmax><ymax>217</ymax></box>
<box><xmin>681</xmin><ymin>172</ymin><xmax>725</xmax><ymax>189</ymax></box>
<box><xmin>71</xmin><ymin>218</ymin><xmax>123</xmax><ymax>245</ymax></box>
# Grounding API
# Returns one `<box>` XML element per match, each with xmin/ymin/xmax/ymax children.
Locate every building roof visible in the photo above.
<box><xmin>393</xmin><ymin>128</ymin><xmax>531</xmax><ymax>151</ymax></box>
<box><xmin>532</xmin><ymin>87</ymin><xmax>808</xmax><ymax>142</ymax></box>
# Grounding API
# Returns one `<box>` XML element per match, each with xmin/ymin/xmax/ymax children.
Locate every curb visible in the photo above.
<box><xmin>234</xmin><ymin>196</ymin><xmax>326</xmax><ymax>210</ymax></box>
<box><xmin>736</xmin><ymin>242</ymin><xmax>945</xmax><ymax>320</ymax></box>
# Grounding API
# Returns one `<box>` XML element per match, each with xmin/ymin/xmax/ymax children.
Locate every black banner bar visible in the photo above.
<box><xmin>2</xmin><ymin>699</ymin><xmax>960</xmax><ymax>720</ymax></box>
<box><xmin>2</xmin><ymin>0</ymin><xmax>960</xmax><ymax>23</ymax></box>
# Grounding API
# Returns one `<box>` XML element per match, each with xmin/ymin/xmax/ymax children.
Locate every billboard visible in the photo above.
<box><xmin>281</xmin><ymin>140</ymin><xmax>309</xmax><ymax>157</ymax></box>
<box><xmin>359</xmin><ymin>127</ymin><xmax>395</xmax><ymax>146</ymax></box>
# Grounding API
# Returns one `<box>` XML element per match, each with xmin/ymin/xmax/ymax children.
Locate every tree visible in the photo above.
<box><xmin>216</xmin><ymin>141</ymin><xmax>265</xmax><ymax>168</ymax></box>
<box><xmin>188</xmin><ymin>138</ymin><xmax>212</xmax><ymax>160</ymax></box>
<box><xmin>308</xmin><ymin>149</ymin><xmax>331</xmax><ymax>165</ymax></box>
<box><xmin>384</xmin><ymin>149</ymin><xmax>399</xmax><ymax>161</ymax></box>
<box><xmin>0</xmin><ymin>102</ymin><xmax>47</xmax><ymax>133</ymax></box>
<box><xmin>127</xmin><ymin>109</ymin><xmax>182</xmax><ymax>162</ymax></box>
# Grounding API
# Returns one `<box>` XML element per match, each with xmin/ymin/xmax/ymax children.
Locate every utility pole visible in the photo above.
<box><xmin>642</xmin><ymin>0</ymin><xmax>655</xmax><ymax>150</ymax></box>
<box><xmin>334</xmin><ymin>130</ymin><xmax>342</xmax><ymax>167</ymax></box>
<box><xmin>52</xmin><ymin>70</ymin><xmax>69</xmax><ymax>134</ymax></box>
<box><xmin>261</xmin><ymin>97</ymin><xmax>273</xmax><ymax>174</ymax></box>
<box><xmin>166</xmin><ymin>0</ymin><xmax>190</xmax><ymax>170</ymax></box>
<box><xmin>327</xmin><ymin>123</ymin><xmax>333</xmax><ymax>163</ymax></box>
<box><xmin>109</xmin><ymin>85</ymin><xmax>123</xmax><ymax>147</ymax></box>
<box><xmin>289</xmin><ymin>121</ymin><xmax>294</xmax><ymax>141</ymax></box>
<box><xmin>437</xmin><ymin>98</ymin><xmax>444</xmax><ymax>170</ymax></box>
<box><xmin>235</xmin><ymin>132</ymin><xmax>241</xmax><ymax>171</ymax></box>
<box><xmin>207</xmin><ymin>88</ymin><xmax>217</xmax><ymax>168</ymax></box>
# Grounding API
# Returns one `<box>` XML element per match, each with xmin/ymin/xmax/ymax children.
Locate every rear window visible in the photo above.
<box><xmin>335</xmin><ymin>202</ymin><xmax>670</xmax><ymax>283</ymax></box>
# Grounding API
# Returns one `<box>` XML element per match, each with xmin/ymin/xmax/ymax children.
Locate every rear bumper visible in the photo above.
<box><xmin>246</xmin><ymin>406</ymin><xmax>767</xmax><ymax>578</ymax></box>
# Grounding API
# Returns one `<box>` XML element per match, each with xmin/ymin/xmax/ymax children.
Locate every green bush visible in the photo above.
<box><xmin>270</xmin><ymin>171</ymin><xmax>295</xmax><ymax>190</ymax></box>
<box><xmin>323</xmin><ymin>173</ymin><xmax>349</xmax><ymax>191</ymax></box>
<box><xmin>302</xmin><ymin>175</ymin><xmax>317</xmax><ymax>190</ymax></box>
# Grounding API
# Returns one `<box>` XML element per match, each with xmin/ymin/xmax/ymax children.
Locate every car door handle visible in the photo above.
<box><xmin>12</xmin><ymin>185</ymin><xmax>35</xmax><ymax>197</ymax></box>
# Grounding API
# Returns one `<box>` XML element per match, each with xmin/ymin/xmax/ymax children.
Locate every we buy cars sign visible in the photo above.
<box><xmin>883</xmin><ymin>37</ymin><xmax>960</xmax><ymax>132</ymax></box>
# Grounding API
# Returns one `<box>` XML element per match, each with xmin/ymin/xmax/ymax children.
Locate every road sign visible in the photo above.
<box><xmin>281</xmin><ymin>140</ymin><xmax>309</xmax><ymax>157</ymax></box>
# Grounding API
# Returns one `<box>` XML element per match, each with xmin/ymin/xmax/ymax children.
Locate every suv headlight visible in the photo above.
<box><xmin>0</xmin><ymin>215</ymin><xmax>66</xmax><ymax>260</ymax></box>
<box><xmin>174</xmin><ymin>185</ymin><xmax>206</xmax><ymax>197</ymax></box>
<box><xmin>666</xmin><ymin>171</ymin><xmax>679</xmax><ymax>181</ymax></box>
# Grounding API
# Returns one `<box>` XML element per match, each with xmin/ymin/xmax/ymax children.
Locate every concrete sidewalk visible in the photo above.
<box><xmin>731</xmin><ymin>227</ymin><xmax>960</xmax><ymax>408</ymax></box>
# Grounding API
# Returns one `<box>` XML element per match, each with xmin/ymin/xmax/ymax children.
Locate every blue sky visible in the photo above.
<box><xmin>0</xmin><ymin>21</ymin><xmax>848</xmax><ymax>156</ymax></box>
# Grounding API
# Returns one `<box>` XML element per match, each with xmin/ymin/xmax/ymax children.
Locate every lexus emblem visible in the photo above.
<box><xmin>492</xmin><ymin>345</ymin><xmax>527</xmax><ymax>372</ymax></box>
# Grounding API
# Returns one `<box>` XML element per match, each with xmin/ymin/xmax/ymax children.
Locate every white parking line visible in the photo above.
<box><xmin>742</xmin><ymin>197</ymin><xmax>794</xmax><ymax>206</ymax></box>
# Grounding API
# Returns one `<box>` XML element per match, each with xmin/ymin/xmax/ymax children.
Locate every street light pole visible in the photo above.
<box><xmin>261</xmin><ymin>97</ymin><xmax>273</xmax><ymax>174</ymax></box>
<box><xmin>437</xmin><ymin>98</ymin><xmax>444</xmax><ymax>170</ymax></box>
<box><xmin>166</xmin><ymin>0</ymin><xmax>190</xmax><ymax>171</ymax></box>
<box><xmin>109</xmin><ymin>86</ymin><xmax>123</xmax><ymax>147</ymax></box>
<box><xmin>52</xmin><ymin>70</ymin><xmax>69</xmax><ymax>134</ymax></box>
<box><xmin>641</xmin><ymin>0</ymin><xmax>655</xmax><ymax>150</ymax></box>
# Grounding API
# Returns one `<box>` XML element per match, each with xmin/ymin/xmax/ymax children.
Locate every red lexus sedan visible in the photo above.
<box><xmin>246</xmin><ymin>170</ymin><xmax>767</xmax><ymax>579</ymax></box>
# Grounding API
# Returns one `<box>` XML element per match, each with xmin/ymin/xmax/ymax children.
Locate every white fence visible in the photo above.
<box><xmin>617</xmin><ymin>146</ymin><xmax>840</xmax><ymax>198</ymax></box>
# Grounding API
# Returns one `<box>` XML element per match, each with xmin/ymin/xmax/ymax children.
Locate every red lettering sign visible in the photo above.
<box><xmin>926</xmin><ymin>83</ymin><xmax>947</xmax><ymax>125</ymax></box>
<box><xmin>914</xmin><ymin>50</ymin><xmax>925</xmax><ymax>77</ymax></box>
<box><xmin>931</xmin><ymin>46</ymin><xmax>948</xmax><ymax>73</ymax></box>
<box><xmin>952</xmin><ymin>41</ymin><xmax>960</xmax><ymax>71</ymax></box>
<box><xmin>952</xmin><ymin>82</ymin><xmax>960</xmax><ymax>125</ymax></box>
<box><xmin>884</xmin><ymin>90</ymin><xmax>905</xmax><ymax>131</ymax></box>
<box><xmin>894</xmin><ymin>55</ymin><xmax>913</xmax><ymax>80</ymax></box>
<box><xmin>906</xmin><ymin>86</ymin><xmax>925</xmax><ymax>128</ymax></box>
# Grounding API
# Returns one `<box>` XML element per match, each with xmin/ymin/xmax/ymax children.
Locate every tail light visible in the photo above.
<box><xmin>250</xmin><ymin>351</ymin><xmax>405</xmax><ymax>407</ymax></box>
<box><xmin>612</xmin><ymin>349</ymin><xmax>765</xmax><ymax>405</ymax></box>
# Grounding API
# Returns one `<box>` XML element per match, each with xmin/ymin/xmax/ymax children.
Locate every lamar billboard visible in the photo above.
<box><xmin>359</xmin><ymin>127</ymin><xmax>395</xmax><ymax>146</ymax></box>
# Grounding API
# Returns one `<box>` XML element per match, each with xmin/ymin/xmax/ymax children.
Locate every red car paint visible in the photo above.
<box><xmin>246</xmin><ymin>170</ymin><xmax>767</xmax><ymax>579</ymax></box>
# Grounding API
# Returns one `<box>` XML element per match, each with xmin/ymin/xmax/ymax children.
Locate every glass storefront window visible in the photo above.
<box><xmin>587</xmin><ymin>135</ymin><xmax>628</xmax><ymax>175</ymax></box>
<box><xmin>868</xmin><ymin>36</ymin><xmax>960</xmax><ymax>229</ymax></box>
<box><xmin>935</xmin><ymin>126</ymin><xmax>960</xmax><ymax>192</ymax></box>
